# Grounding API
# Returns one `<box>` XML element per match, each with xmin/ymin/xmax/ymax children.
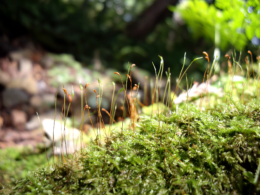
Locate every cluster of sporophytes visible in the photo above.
<box><xmin>2</xmin><ymin>51</ymin><xmax>260</xmax><ymax>194</ymax></box>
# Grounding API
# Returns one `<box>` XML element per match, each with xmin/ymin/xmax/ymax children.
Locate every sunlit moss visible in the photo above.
<box><xmin>3</xmin><ymin>55</ymin><xmax>260</xmax><ymax>194</ymax></box>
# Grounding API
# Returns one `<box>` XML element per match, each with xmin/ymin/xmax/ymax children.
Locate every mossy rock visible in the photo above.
<box><xmin>5</xmin><ymin>96</ymin><xmax>260</xmax><ymax>194</ymax></box>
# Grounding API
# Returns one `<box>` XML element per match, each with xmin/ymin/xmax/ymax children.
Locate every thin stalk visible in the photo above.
<box><xmin>52</xmin><ymin>93</ymin><xmax>57</xmax><ymax>166</ymax></box>
<box><xmin>114</xmin><ymin>71</ymin><xmax>130</xmax><ymax>134</ymax></box>
<box><xmin>185</xmin><ymin>75</ymin><xmax>189</xmax><ymax>152</ymax></box>
<box><xmin>248</xmin><ymin>50</ymin><xmax>255</xmax><ymax>80</ymax></box>
<box><xmin>257</xmin><ymin>56</ymin><xmax>260</xmax><ymax>98</ymax></box>
<box><xmin>79</xmin><ymin>82</ymin><xmax>84</xmax><ymax>151</ymax></box>
<box><xmin>200</xmin><ymin>52</ymin><xmax>210</xmax><ymax>111</ymax></box>
<box><xmin>36</xmin><ymin>112</ymin><xmax>50</xmax><ymax>166</ymax></box>
<box><xmin>63</xmin><ymin>100</ymin><xmax>71</xmax><ymax>159</ymax></box>
<box><xmin>109</xmin><ymin>82</ymin><xmax>116</xmax><ymax>134</ymax></box>
<box><xmin>144</xmin><ymin>76</ymin><xmax>148</xmax><ymax>106</ymax></box>
<box><xmin>170</xmin><ymin>54</ymin><xmax>203</xmax><ymax>109</ymax></box>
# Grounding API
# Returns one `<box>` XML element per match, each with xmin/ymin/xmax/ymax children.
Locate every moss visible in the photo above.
<box><xmin>0</xmin><ymin>146</ymin><xmax>53</xmax><ymax>190</ymax></box>
<box><xmin>4</xmin><ymin>96</ymin><xmax>260</xmax><ymax>194</ymax></box>
<box><xmin>3</xmin><ymin>55</ymin><xmax>260</xmax><ymax>194</ymax></box>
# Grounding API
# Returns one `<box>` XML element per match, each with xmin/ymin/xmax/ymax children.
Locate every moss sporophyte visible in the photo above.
<box><xmin>2</xmin><ymin>52</ymin><xmax>260</xmax><ymax>194</ymax></box>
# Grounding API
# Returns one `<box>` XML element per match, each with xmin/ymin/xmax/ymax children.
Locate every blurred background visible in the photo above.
<box><xmin>0</xmin><ymin>0</ymin><xmax>260</xmax><ymax>187</ymax></box>
<box><xmin>0</xmin><ymin>0</ymin><xmax>259</xmax><ymax>74</ymax></box>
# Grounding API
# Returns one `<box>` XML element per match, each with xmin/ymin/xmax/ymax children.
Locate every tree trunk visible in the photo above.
<box><xmin>126</xmin><ymin>0</ymin><xmax>178</xmax><ymax>39</ymax></box>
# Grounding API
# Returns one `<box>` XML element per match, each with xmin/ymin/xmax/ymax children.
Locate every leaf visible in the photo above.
<box><xmin>256</xmin><ymin>28</ymin><xmax>260</xmax><ymax>39</ymax></box>
<box><xmin>246</xmin><ymin>25</ymin><xmax>254</xmax><ymax>40</ymax></box>
<box><xmin>168</xmin><ymin>5</ymin><xmax>176</xmax><ymax>12</ymax></box>
<box><xmin>254</xmin><ymin>158</ymin><xmax>260</xmax><ymax>184</ymax></box>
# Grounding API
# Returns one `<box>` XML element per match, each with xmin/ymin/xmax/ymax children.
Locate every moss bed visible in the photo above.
<box><xmin>2</xmin><ymin>94</ymin><xmax>259</xmax><ymax>194</ymax></box>
<box><xmin>2</xmin><ymin>54</ymin><xmax>260</xmax><ymax>194</ymax></box>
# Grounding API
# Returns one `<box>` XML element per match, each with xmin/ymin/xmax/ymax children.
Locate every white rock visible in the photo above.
<box><xmin>42</xmin><ymin>118</ymin><xmax>81</xmax><ymax>142</ymax></box>
<box><xmin>174</xmin><ymin>82</ymin><xmax>223</xmax><ymax>104</ymax></box>
<box><xmin>25</xmin><ymin>110</ymin><xmax>57</xmax><ymax>130</ymax></box>
<box><xmin>0</xmin><ymin>70</ymin><xmax>11</xmax><ymax>86</ymax></box>
<box><xmin>19</xmin><ymin>59</ymin><xmax>33</xmax><ymax>76</ymax></box>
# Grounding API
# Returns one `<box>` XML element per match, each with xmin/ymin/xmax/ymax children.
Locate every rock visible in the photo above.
<box><xmin>30</xmin><ymin>95</ymin><xmax>43</xmax><ymax>107</ymax></box>
<box><xmin>33</xmin><ymin>64</ymin><xmax>44</xmax><ymax>81</ymax></box>
<box><xmin>20</xmin><ymin>104</ymin><xmax>35</xmax><ymax>117</ymax></box>
<box><xmin>73</xmin><ymin>106</ymin><xmax>97</xmax><ymax>127</ymax></box>
<box><xmin>7</xmin><ymin>74</ymin><xmax>38</xmax><ymax>94</ymax></box>
<box><xmin>131</xmin><ymin>67</ymin><xmax>151</xmax><ymax>89</ymax></box>
<box><xmin>0</xmin><ymin>112</ymin><xmax>12</xmax><ymax>126</ymax></box>
<box><xmin>11</xmin><ymin>109</ymin><xmax>27</xmax><ymax>130</ymax></box>
<box><xmin>0</xmin><ymin>128</ymin><xmax>43</xmax><ymax>148</ymax></box>
<box><xmin>0</xmin><ymin>116</ymin><xmax>3</xmax><ymax>128</ymax></box>
<box><xmin>42</xmin><ymin>118</ymin><xmax>80</xmax><ymax>142</ymax></box>
<box><xmin>21</xmin><ymin>74</ymin><xmax>38</xmax><ymax>94</ymax></box>
<box><xmin>19</xmin><ymin>59</ymin><xmax>33</xmax><ymax>76</ymax></box>
<box><xmin>40</xmin><ymin>55</ymin><xmax>54</xmax><ymax>68</ymax></box>
<box><xmin>0</xmin><ymin>70</ymin><xmax>11</xmax><ymax>85</ymax></box>
<box><xmin>87</xmin><ymin>94</ymin><xmax>110</xmax><ymax>110</ymax></box>
<box><xmin>30</xmin><ymin>94</ymin><xmax>55</xmax><ymax>113</ymax></box>
<box><xmin>54</xmin><ymin>140</ymin><xmax>80</xmax><ymax>155</ymax></box>
<box><xmin>37</xmin><ymin>80</ymin><xmax>48</xmax><ymax>92</ymax></box>
<box><xmin>33</xmin><ymin>64</ymin><xmax>43</xmax><ymax>73</ymax></box>
<box><xmin>6</xmin><ymin>61</ymin><xmax>19</xmax><ymax>77</ymax></box>
<box><xmin>174</xmin><ymin>82</ymin><xmax>224</xmax><ymax>105</ymax></box>
<box><xmin>2</xmin><ymin>88</ymin><xmax>29</xmax><ymax>108</ymax></box>
<box><xmin>42</xmin><ymin>94</ymin><xmax>55</xmax><ymax>105</ymax></box>
<box><xmin>42</xmin><ymin>118</ymin><xmax>82</xmax><ymax>154</ymax></box>
<box><xmin>34</xmin><ymin>73</ymin><xmax>42</xmax><ymax>81</ymax></box>
<box><xmin>25</xmin><ymin>110</ymin><xmax>57</xmax><ymax>130</ymax></box>
<box><xmin>77</xmin><ymin>68</ymin><xmax>93</xmax><ymax>85</ymax></box>
<box><xmin>58</xmin><ymin>84</ymin><xmax>74</xmax><ymax>97</ymax></box>
<box><xmin>9</xmin><ymin>50</ymin><xmax>32</xmax><ymax>61</ymax></box>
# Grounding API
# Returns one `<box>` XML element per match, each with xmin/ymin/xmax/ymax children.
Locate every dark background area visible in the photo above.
<box><xmin>0</xmin><ymin>0</ymin><xmax>224</xmax><ymax>79</ymax></box>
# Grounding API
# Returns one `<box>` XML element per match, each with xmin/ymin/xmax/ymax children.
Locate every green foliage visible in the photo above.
<box><xmin>0</xmin><ymin>0</ymin><xmax>156</xmax><ymax>69</ymax></box>
<box><xmin>46</xmin><ymin>53</ymin><xmax>94</xmax><ymax>87</ymax></box>
<box><xmin>0</xmin><ymin>0</ymin><xmax>202</xmax><ymax>76</ymax></box>
<box><xmin>170</xmin><ymin>0</ymin><xmax>260</xmax><ymax>50</ymax></box>
<box><xmin>0</xmin><ymin>146</ymin><xmax>52</xmax><ymax>189</ymax></box>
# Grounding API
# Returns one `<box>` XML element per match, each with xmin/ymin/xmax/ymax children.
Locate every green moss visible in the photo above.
<box><xmin>0</xmin><ymin>146</ymin><xmax>53</xmax><ymax>190</ymax></box>
<box><xmin>3</xmin><ymin>55</ymin><xmax>260</xmax><ymax>194</ymax></box>
<box><xmin>5</xmin><ymin>95</ymin><xmax>260</xmax><ymax>194</ymax></box>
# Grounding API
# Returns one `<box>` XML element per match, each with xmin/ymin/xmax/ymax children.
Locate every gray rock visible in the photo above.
<box><xmin>131</xmin><ymin>67</ymin><xmax>151</xmax><ymax>89</ymax></box>
<box><xmin>42</xmin><ymin>94</ymin><xmax>55</xmax><ymax>105</ymax></box>
<box><xmin>2</xmin><ymin>88</ymin><xmax>29</xmax><ymax>108</ymax></box>
<box><xmin>40</xmin><ymin>55</ymin><xmax>54</xmax><ymax>68</ymax></box>
<box><xmin>30</xmin><ymin>94</ymin><xmax>56</xmax><ymax>113</ymax></box>
<box><xmin>58</xmin><ymin>84</ymin><xmax>74</xmax><ymax>97</ymax></box>
<box><xmin>10</xmin><ymin>50</ymin><xmax>32</xmax><ymax>61</ymax></box>
<box><xmin>87</xmin><ymin>94</ymin><xmax>110</xmax><ymax>110</ymax></box>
